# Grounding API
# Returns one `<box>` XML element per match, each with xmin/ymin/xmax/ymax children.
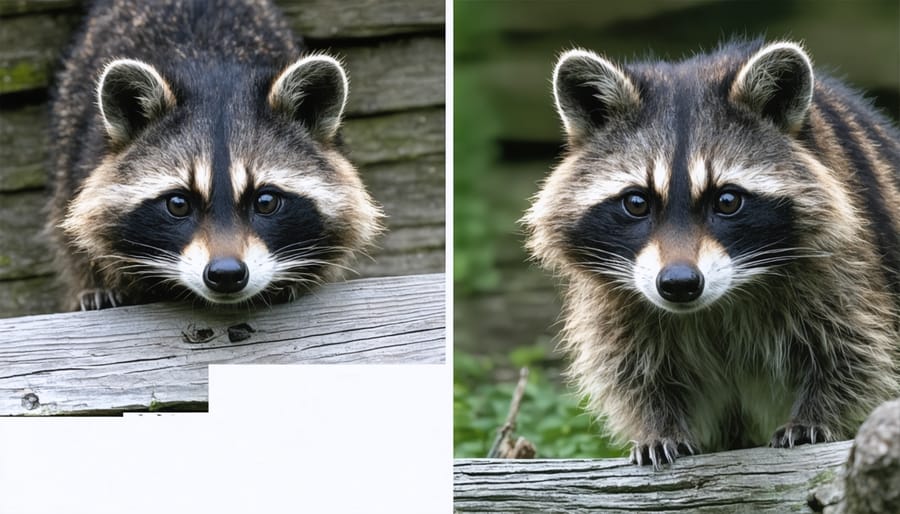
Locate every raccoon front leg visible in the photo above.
<box><xmin>617</xmin><ymin>381</ymin><xmax>699</xmax><ymax>468</ymax></box>
<box><xmin>771</xmin><ymin>328</ymin><xmax>898</xmax><ymax>448</ymax></box>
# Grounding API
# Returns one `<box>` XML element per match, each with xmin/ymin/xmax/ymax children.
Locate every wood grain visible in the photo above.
<box><xmin>0</xmin><ymin>273</ymin><xmax>445</xmax><ymax>415</ymax></box>
<box><xmin>455</xmin><ymin>441</ymin><xmax>852</xmax><ymax>512</ymax></box>
<box><xmin>0</xmin><ymin>5</ymin><xmax>444</xmax><ymax>95</ymax></box>
<box><xmin>0</xmin><ymin>0</ymin><xmax>445</xmax><ymax>33</ymax></box>
<box><xmin>340</xmin><ymin>36</ymin><xmax>444</xmax><ymax>116</ymax></box>
<box><xmin>281</xmin><ymin>0</ymin><xmax>443</xmax><ymax>39</ymax></box>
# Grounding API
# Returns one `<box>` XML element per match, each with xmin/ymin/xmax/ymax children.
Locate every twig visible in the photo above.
<box><xmin>488</xmin><ymin>367</ymin><xmax>530</xmax><ymax>458</ymax></box>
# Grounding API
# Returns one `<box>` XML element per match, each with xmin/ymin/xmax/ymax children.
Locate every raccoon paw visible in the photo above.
<box><xmin>629</xmin><ymin>438</ymin><xmax>697</xmax><ymax>469</ymax></box>
<box><xmin>77</xmin><ymin>289</ymin><xmax>124</xmax><ymax>311</ymax></box>
<box><xmin>770</xmin><ymin>421</ymin><xmax>834</xmax><ymax>448</ymax></box>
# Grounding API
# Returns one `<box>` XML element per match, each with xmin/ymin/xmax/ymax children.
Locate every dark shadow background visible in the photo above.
<box><xmin>454</xmin><ymin>0</ymin><xmax>900</xmax><ymax>458</ymax></box>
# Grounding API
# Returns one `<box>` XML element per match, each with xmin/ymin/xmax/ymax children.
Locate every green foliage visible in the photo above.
<box><xmin>454</xmin><ymin>348</ymin><xmax>627</xmax><ymax>459</ymax></box>
<box><xmin>453</xmin><ymin>66</ymin><xmax>503</xmax><ymax>295</ymax></box>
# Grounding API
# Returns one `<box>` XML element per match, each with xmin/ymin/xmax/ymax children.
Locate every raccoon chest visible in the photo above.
<box><xmin>689</xmin><ymin>374</ymin><xmax>793</xmax><ymax>450</ymax></box>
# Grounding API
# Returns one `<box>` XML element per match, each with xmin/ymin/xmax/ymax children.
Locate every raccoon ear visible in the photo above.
<box><xmin>731</xmin><ymin>42</ymin><xmax>814</xmax><ymax>132</ymax></box>
<box><xmin>268</xmin><ymin>54</ymin><xmax>349</xmax><ymax>142</ymax></box>
<box><xmin>97</xmin><ymin>59</ymin><xmax>176</xmax><ymax>144</ymax></box>
<box><xmin>553</xmin><ymin>49</ymin><xmax>640</xmax><ymax>142</ymax></box>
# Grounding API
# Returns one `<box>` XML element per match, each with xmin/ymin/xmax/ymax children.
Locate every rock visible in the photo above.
<box><xmin>843</xmin><ymin>397</ymin><xmax>900</xmax><ymax>514</ymax></box>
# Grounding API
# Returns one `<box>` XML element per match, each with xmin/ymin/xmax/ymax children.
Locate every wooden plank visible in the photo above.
<box><xmin>279</xmin><ymin>0</ymin><xmax>443</xmax><ymax>39</ymax></box>
<box><xmin>0</xmin><ymin>8</ymin><xmax>443</xmax><ymax>97</ymax></box>
<box><xmin>0</xmin><ymin>0</ymin><xmax>77</xmax><ymax>16</ymax></box>
<box><xmin>0</xmin><ymin>189</ymin><xmax>53</xmax><ymax>280</ymax></box>
<box><xmin>0</xmin><ymin>103</ymin><xmax>46</xmax><ymax>191</ymax></box>
<box><xmin>0</xmin><ymin>274</ymin><xmax>61</xmax><ymax>316</ymax></box>
<box><xmin>0</xmin><ymin>0</ymin><xmax>446</xmax><ymax>30</ymax></box>
<box><xmin>0</xmin><ymin>11</ymin><xmax>80</xmax><ymax>94</ymax></box>
<box><xmin>343</xmin><ymin>107</ymin><xmax>445</xmax><ymax>165</ymax></box>
<box><xmin>0</xmin><ymin>104</ymin><xmax>444</xmax><ymax>192</ymax></box>
<box><xmin>341</xmin><ymin>36</ymin><xmax>444</xmax><ymax>116</ymax></box>
<box><xmin>358</xmin><ymin>248</ymin><xmax>444</xmax><ymax>279</ymax></box>
<box><xmin>454</xmin><ymin>441</ymin><xmax>852</xmax><ymax>513</ymax></box>
<box><xmin>363</xmin><ymin>152</ymin><xmax>445</xmax><ymax>227</ymax></box>
<box><xmin>0</xmin><ymin>273</ymin><xmax>445</xmax><ymax>415</ymax></box>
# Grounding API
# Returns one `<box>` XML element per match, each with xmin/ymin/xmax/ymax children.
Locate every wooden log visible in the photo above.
<box><xmin>454</xmin><ymin>441</ymin><xmax>853</xmax><ymax>513</ymax></box>
<box><xmin>0</xmin><ymin>273</ymin><xmax>445</xmax><ymax>415</ymax></box>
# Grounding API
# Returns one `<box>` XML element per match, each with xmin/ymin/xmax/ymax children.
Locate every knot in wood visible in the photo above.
<box><xmin>21</xmin><ymin>393</ymin><xmax>39</xmax><ymax>410</ymax></box>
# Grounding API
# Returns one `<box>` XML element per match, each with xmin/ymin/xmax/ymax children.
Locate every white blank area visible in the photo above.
<box><xmin>0</xmin><ymin>365</ymin><xmax>450</xmax><ymax>513</ymax></box>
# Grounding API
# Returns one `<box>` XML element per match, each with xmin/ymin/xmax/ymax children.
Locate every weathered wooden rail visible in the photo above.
<box><xmin>0</xmin><ymin>273</ymin><xmax>445</xmax><ymax>415</ymax></box>
<box><xmin>455</xmin><ymin>441</ymin><xmax>851</xmax><ymax>513</ymax></box>
<box><xmin>456</xmin><ymin>398</ymin><xmax>900</xmax><ymax>513</ymax></box>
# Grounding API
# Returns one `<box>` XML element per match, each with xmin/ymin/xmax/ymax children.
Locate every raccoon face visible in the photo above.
<box><xmin>527</xmin><ymin>42</ymin><xmax>830</xmax><ymax>314</ymax></box>
<box><xmin>62</xmin><ymin>55</ymin><xmax>382</xmax><ymax>305</ymax></box>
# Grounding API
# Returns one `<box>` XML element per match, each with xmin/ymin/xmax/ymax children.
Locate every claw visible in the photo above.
<box><xmin>630</xmin><ymin>438</ymin><xmax>697</xmax><ymax>469</ymax></box>
<box><xmin>77</xmin><ymin>289</ymin><xmax>123</xmax><ymax>310</ymax></box>
<box><xmin>771</xmin><ymin>421</ymin><xmax>832</xmax><ymax>448</ymax></box>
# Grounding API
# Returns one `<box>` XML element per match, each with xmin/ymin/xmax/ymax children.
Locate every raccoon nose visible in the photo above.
<box><xmin>656</xmin><ymin>264</ymin><xmax>704</xmax><ymax>303</ymax></box>
<box><xmin>203</xmin><ymin>257</ymin><xmax>249</xmax><ymax>294</ymax></box>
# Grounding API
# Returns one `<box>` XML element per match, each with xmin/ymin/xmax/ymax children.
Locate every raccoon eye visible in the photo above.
<box><xmin>254</xmin><ymin>192</ymin><xmax>281</xmax><ymax>215</ymax></box>
<box><xmin>166</xmin><ymin>195</ymin><xmax>191</xmax><ymax>217</ymax></box>
<box><xmin>622</xmin><ymin>192</ymin><xmax>650</xmax><ymax>217</ymax></box>
<box><xmin>715</xmin><ymin>191</ymin><xmax>743</xmax><ymax>216</ymax></box>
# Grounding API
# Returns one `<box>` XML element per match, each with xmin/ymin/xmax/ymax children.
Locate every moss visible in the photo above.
<box><xmin>0</xmin><ymin>61</ymin><xmax>48</xmax><ymax>94</ymax></box>
<box><xmin>809</xmin><ymin>468</ymin><xmax>838</xmax><ymax>487</ymax></box>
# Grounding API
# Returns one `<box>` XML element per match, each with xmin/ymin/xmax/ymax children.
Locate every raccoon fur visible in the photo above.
<box><xmin>49</xmin><ymin>0</ymin><xmax>382</xmax><ymax>311</ymax></box>
<box><xmin>523</xmin><ymin>40</ymin><xmax>900</xmax><ymax>468</ymax></box>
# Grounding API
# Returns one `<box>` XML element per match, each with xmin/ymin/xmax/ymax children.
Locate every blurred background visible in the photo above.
<box><xmin>454</xmin><ymin>0</ymin><xmax>900</xmax><ymax>458</ymax></box>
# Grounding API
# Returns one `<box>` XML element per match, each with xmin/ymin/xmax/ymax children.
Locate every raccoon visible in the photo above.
<box><xmin>49</xmin><ymin>0</ymin><xmax>382</xmax><ymax>311</ymax></box>
<box><xmin>523</xmin><ymin>40</ymin><xmax>900</xmax><ymax>468</ymax></box>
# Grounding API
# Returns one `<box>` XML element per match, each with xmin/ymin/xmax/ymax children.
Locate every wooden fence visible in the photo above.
<box><xmin>0</xmin><ymin>273</ymin><xmax>445</xmax><ymax>415</ymax></box>
<box><xmin>0</xmin><ymin>0</ymin><xmax>445</xmax><ymax>317</ymax></box>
